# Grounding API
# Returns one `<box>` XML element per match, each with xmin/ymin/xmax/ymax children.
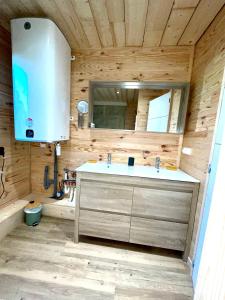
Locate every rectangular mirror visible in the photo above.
<box><xmin>89</xmin><ymin>81</ymin><xmax>190</xmax><ymax>134</ymax></box>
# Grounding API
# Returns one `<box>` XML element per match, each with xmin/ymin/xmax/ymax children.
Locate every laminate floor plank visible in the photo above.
<box><xmin>0</xmin><ymin>217</ymin><xmax>193</xmax><ymax>299</ymax></box>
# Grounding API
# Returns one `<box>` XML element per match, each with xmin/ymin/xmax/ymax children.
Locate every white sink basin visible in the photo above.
<box><xmin>76</xmin><ymin>162</ymin><xmax>199</xmax><ymax>183</ymax></box>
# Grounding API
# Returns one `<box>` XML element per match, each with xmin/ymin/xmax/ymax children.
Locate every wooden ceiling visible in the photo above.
<box><xmin>0</xmin><ymin>0</ymin><xmax>224</xmax><ymax>50</ymax></box>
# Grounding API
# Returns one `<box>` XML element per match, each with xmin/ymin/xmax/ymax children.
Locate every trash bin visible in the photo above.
<box><xmin>24</xmin><ymin>200</ymin><xmax>43</xmax><ymax>226</ymax></box>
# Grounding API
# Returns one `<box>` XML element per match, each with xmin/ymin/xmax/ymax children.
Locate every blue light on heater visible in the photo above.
<box><xmin>12</xmin><ymin>64</ymin><xmax>29</xmax><ymax>138</ymax></box>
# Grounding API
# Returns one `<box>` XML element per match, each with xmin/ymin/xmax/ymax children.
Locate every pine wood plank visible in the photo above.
<box><xmin>180</xmin><ymin>6</ymin><xmax>225</xmax><ymax>260</ymax></box>
<box><xmin>0</xmin><ymin>25</ymin><xmax>30</xmax><ymax>207</ymax></box>
<box><xmin>36</xmin><ymin>0</ymin><xmax>79</xmax><ymax>49</ymax></box>
<box><xmin>115</xmin><ymin>286</ymin><xmax>192</xmax><ymax>300</ymax></box>
<box><xmin>71</xmin><ymin>0</ymin><xmax>101</xmax><ymax>48</ymax></box>
<box><xmin>161</xmin><ymin>8</ymin><xmax>196</xmax><ymax>46</ymax></box>
<box><xmin>125</xmin><ymin>0</ymin><xmax>148</xmax><ymax>46</ymax></box>
<box><xmin>179</xmin><ymin>0</ymin><xmax>225</xmax><ymax>45</ymax></box>
<box><xmin>89</xmin><ymin>0</ymin><xmax>114</xmax><ymax>47</ymax></box>
<box><xmin>143</xmin><ymin>0</ymin><xmax>174</xmax><ymax>47</ymax></box>
<box><xmin>53</xmin><ymin>0</ymin><xmax>90</xmax><ymax>49</ymax></box>
<box><xmin>174</xmin><ymin>0</ymin><xmax>200</xmax><ymax>8</ymax></box>
<box><xmin>0</xmin><ymin>200</ymin><xmax>28</xmax><ymax>241</ymax></box>
<box><xmin>0</xmin><ymin>217</ymin><xmax>193</xmax><ymax>299</ymax></box>
<box><xmin>31</xmin><ymin>46</ymin><xmax>193</xmax><ymax>196</ymax></box>
<box><xmin>106</xmin><ymin>0</ymin><xmax>125</xmax><ymax>47</ymax></box>
<box><xmin>0</xmin><ymin>0</ymin><xmax>222</xmax><ymax>48</ymax></box>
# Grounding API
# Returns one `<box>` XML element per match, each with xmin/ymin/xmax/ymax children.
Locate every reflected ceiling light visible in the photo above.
<box><xmin>123</xmin><ymin>82</ymin><xmax>140</xmax><ymax>89</ymax></box>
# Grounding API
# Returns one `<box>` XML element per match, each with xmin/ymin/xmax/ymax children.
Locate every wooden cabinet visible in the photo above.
<box><xmin>130</xmin><ymin>217</ymin><xmax>188</xmax><ymax>251</ymax></box>
<box><xmin>80</xmin><ymin>181</ymin><xmax>133</xmax><ymax>214</ymax></box>
<box><xmin>79</xmin><ymin>210</ymin><xmax>130</xmax><ymax>242</ymax></box>
<box><xmin>75</xmin><ymin>171</ymin><xmax>199</xmax><ymax>260</ymax></box>
<box><xmin>132</xmin><ymin>187</ymin><xmax>192</xmax><ymax>223</ymax></box>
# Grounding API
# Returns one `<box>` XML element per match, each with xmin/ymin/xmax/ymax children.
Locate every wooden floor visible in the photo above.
<box><xmin>0</xmin><ymin>217</ymin><xmax>193</xmax><ymax>300</ymax></box>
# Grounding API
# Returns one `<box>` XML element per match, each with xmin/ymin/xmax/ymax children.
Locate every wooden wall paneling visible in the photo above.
<box><xmin>0</xmin><ymin>1</ymin><xmax>15</xmax><ymax>31</ymax></box>
<box><xmin>178</xmin><ymin>0</ymin><xmax>225</xmax><ymax>45</ymax></box>
<box><xmin>31</xmin><ymin>130</ymin><xmax>183</xmax><ymax>196</ymax></box>
<box><xmin>174</xmin><ymin>0</ymin><xmax>200</xmax><ymax>8</ymax></box>
<box><xmin>135</xmin><ymin>90</ymin><xmax>148</xmax><ymax>131</ymax></box>
<box><xmin>124</xmin><ymin>90</ymin><xmax>138</xmax><ymax>130</ymax></box>
<box><xmin>30</xmin><ymin>143</ymin><xmax>55</xmax><ymax>196</ymax></box>
<box><xmin>125</xmin><ymin>0</ymin><xmax>148</xmax><ymax>46</ymax></box>
<box><xmin>106</xmin><ymin>0</ymin><xmax>125</xmax><ymax>48</ymax></box>
<box><xmin>143</xmin><ymin>0</ymin><xmax>174</xmax><ymax>47</ymax></box>
<box><xmin>53</xmin><ymin>0</ymin><xmax>90</xmax><ymax>49</ymax></box>
<box><xmin>180</xmin><ymin>6</ymin><xmax>225</xmax><ymax>261</ymax></box>
<box><xmin>169</xmin><ymin>89</ymin><xmax>182</xmax><ymax>133</ymax></box>
<box><xmin>161</xmin><ymin>8</ymin><xmax>196</xmax><ymax>46</ymax></box>
<box><xmin>71</xmin><ymin>0</ymin><xmax>101</xmax><ymax>48</ymax></box>
<box><xmin>89</xmin><ymin>0</ymin><xmax>114</xmax><ymax>47</ymax></box>
<box><xmin>31</xmin><ymin>46</ymin><xmax>193</xmax><ymax>195</ymax></box>
<box><xmin>0</xmin><ymin>25</ymin><xmax>30</xmax><ymax>207</ymax></box>
<box><xmin>6</xmin><ymin>1</ymin><xmax>29</xmax><ymax>16</ymax></box>
<box><xmin>0</xmin><ymin>200</ymin><xmax>28</xmax><ymax>242</ymax></box>
<box><xmin>0</xmin><ymin>0</ymin><xmax>224</xmax><ymax>49</ymax></box>
<box><xmin>2</xmin><ymin>0</ymin><xmax>26</xmax><ymax>18</ymax></box>
<box><xmin>72</xmin><ymin>47</ymin><xmax>193</xmax><ymax>82</ymax></box>
<box><xmin>36</xmin><ymin>0</ymin><xmax>79</xmax><ymax>49</ymax></box>
<box><xmin>13</xmin><ymin>0</ymin><xmax>45</xmax><ymax>15</ymax></box>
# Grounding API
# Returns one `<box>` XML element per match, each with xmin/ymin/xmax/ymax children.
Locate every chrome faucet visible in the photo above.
<box><xmin>155</xmin><ymin>156</ymin><xmax>161</xmax><ymax>172</ymax></box>
<box><xmin>107</xmin><ymin>153</ymin><xmax>112</xmax><ymax>167</ymax></box>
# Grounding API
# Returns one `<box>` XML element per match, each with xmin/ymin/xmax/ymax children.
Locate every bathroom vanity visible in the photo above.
<box><xmin>75</xmin><ymin>162</ymin><xmax>199</xmax><ymax>260</ymax></box>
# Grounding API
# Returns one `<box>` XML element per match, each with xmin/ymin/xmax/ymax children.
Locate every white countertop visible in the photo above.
<box><xmin>76</xmin><ymin>162</ymin><xmax>199</xmax><ymax>183</ymax></box>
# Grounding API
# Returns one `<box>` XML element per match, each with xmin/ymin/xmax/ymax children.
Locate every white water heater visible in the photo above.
<box><xmin>11</xmin><ymin>18</ymin><xmax>71</xmax><ymax>142</ymax></box>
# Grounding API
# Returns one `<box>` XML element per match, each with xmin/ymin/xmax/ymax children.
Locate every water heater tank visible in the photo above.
<box><xmin>11</xmin><ymin>18</ymin><xmax>71</xmax><ymax>142</ymax></box>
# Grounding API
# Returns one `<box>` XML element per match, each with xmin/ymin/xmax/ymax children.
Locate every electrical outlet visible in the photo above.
<box><xmin>0</xmin><ymin>147</ymin><xmax>5</xmax><ymax>156</ymax></box>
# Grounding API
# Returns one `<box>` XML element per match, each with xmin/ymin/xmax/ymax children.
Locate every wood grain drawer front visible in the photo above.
<box><xmin>80</xmin><ymin>181</ymin><xmax>133</xmax><ymax>214</ymax></box>
<box><xmin>132</xmin><ymin>187</ymin><xmax>192</xmax><ymax>223</ymax></box>
<box><xmin>130</xmin><ymin>217</ymin><xmax>188</xmax><ymax>251</ymax></box>
<box><xmin>79</xmin><ymin>210</ymin><xmax>130</xmax><ymax>242</ymax></box>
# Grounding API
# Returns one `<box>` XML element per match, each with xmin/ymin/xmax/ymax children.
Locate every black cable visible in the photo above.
<box><xmin>0</xmin><ymin>157</ymin><xmax>5</xmax><ymax>199</ymax></box>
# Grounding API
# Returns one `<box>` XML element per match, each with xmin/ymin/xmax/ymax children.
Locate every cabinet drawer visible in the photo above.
<box><xmin>130</xmin><ymin>217</ymin><xmax>188</xmax><ymax>251</ymax></box>
<box><xmin>79</xmin><ymin>210</ymin><xmax>130</xmax><ymax>242</ymax></box>
<box><xmin>80</xmin><ymin>181</ymin><xmax>133</xmax><ymax>214</ymax></box>
<box><xmin>132</xmin><ymin>187</ymin><xmax>192</xmax><ymax>223</ymax></box>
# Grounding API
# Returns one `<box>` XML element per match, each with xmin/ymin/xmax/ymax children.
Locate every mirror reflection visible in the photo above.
<box><xmin>90</xmin><ymin>82</ymin><xmax>189</xmax><ymax>134</ymax></box>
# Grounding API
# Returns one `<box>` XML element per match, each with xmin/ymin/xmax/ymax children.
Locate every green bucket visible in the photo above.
<box><xmin>24</xmin><ymin>204</ymin><xmax>43</xmax><ymax>226</ymax></box>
